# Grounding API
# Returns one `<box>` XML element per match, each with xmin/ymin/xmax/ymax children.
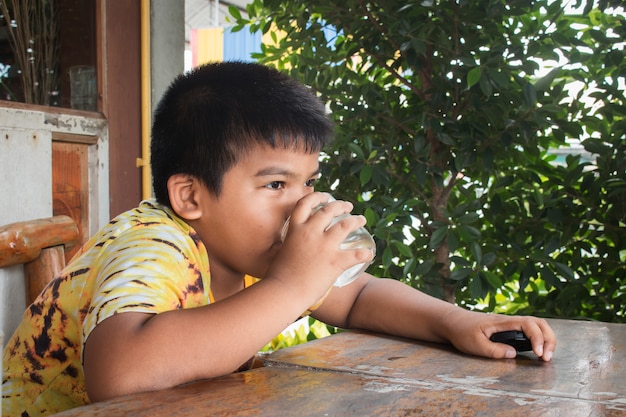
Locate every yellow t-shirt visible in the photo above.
<box><xmin>1</xmin><ymin>199</ymin><xmax>231</xmax><ymax>417</ymax></box>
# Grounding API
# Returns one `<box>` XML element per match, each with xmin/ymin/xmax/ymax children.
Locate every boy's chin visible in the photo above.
<box><xmin>246</xmin><ymin>244</ymin><xmax>282</xmax><ymax>278</ymax></box>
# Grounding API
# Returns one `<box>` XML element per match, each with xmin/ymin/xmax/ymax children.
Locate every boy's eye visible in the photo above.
<box><xmin>305</xmin><ymin>177</ymin><xmax>318</xmax><ymax>187</ymax></box>
<box><xmin>266</xmin><ymin>181</ymin><xmax>284</xmax><ymax>190</ymax></box>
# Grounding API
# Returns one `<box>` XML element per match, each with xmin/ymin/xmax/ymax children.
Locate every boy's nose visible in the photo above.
<box><xmin>285</xmin><ymin>188</ymin><xmax>315</xmax><ymax>218</ymax></box>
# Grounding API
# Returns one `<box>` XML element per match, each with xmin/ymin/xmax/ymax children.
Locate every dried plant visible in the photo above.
<box><xmin>0</xmin><ymin>0</ymin><xmax>59</xmax><ymax>105</ymax></box>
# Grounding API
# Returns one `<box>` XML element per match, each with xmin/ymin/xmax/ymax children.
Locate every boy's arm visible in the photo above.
<box><xmin>84</xmin><ymin>276</ymin><xmax>328</xmax><ymax>402</ymax></box>
<box><xmin>84</xmin><ymin>202</ymin><xmax>374</xmax><ymax>403</ymax></box>
<box><xmin>313</xmin><ymin>274</ymin><xmax>556</xmax><ymax>362</ymax></box>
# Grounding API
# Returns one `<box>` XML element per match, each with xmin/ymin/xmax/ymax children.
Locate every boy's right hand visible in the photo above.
<box><xmin>266</xmin><ymin>192</ymin><xmax>374</xmax><ymax>306</ymax></box>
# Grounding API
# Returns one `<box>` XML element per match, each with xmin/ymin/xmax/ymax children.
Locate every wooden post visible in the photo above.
<box><xmin>24</xmin><ymin>246</ymin><xmax>67</xmax><ymax>304</ymax></box>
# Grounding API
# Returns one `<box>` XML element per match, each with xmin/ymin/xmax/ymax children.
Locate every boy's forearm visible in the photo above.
<box><xmin>345</xmin><ymin>277</ymin><xmax>461</xmax><ymax>344</ymax></box>
<box><xmin>343</xmin><ymin>277</ymin><xmax>556</xmax><ymax>363</ymax></box>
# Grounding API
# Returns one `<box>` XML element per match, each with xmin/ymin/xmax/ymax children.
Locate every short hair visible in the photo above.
<box><xmin>150</xmin><ymin>61</ymin><xmax>334</xmax><ymax>207</ymax></box>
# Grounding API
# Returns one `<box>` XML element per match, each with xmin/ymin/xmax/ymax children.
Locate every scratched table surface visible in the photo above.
<box><xmin>53</xmin><ymin>319</ymin><xmax>626</xmax><ymax>416</ymax></box>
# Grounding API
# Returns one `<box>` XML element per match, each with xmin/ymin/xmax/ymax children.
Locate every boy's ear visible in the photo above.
<box><xmin>167</xmin><ymin>174</ymin><xmax>203</xmax><ymax>220</ymax></box>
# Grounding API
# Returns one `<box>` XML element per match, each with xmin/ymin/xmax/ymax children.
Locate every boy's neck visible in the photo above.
<box><xmin>210</xmin><ymin>269</ymin><xmax>246</xmax><ymax>302</ymax></box>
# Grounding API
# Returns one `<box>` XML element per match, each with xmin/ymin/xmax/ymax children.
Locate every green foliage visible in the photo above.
<box><xmin>261</xmin><ymin>317</ymin><xmax>338</xmax><ymax>352</ymax></box>
<box><xmin>233</xmin><ymin>1</ymin><xmax>626</xmax><ymax>322</ymax></box>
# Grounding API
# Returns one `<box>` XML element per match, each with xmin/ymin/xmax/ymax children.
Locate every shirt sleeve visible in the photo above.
<box><xmin>82</xmin><ymin>223</ymin><xmax>209</xmax><ymax>343</ymax></box>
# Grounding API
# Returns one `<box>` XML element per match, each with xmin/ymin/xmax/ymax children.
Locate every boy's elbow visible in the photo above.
<box><xmin>84</xmin><ymin>356</ymin><xmax>153</xmax><ymax>403</ymax></box>
<box><xmin>86</xmin><ymin>377</ymin><xmax>133</xmax><ymax>403</ymax></box>
<box><xmin>85</xmin><ymin>358</ymin><xmax>183</xmax><ymax>403</ymax></box>
<box><xmin>83</xmin><ymin>313</ymin><xmax>175</xmax><ymax>402</ymax></box>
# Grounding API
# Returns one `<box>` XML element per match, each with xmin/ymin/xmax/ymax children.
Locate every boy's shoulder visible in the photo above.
<box><xmin>106</xmin><ymin>199</ymin><xmax>190</xmax><ymax>236</ymax></box>
<box><xmin>78</xmin><ymin>199</ymin><xmax>196</xmax><ymax>258</ymax></box>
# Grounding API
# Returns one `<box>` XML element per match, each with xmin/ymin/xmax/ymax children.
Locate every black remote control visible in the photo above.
<box><xmin>489</xmin><ymin>331</ymin><xmax>533</xmax><ymax>352</ymax></box>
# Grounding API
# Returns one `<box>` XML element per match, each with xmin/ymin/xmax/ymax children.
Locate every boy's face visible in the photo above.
<box><xmin>190</xmin><ymin>143</ymin><xmax>320</xmax><ymax>281</ymax></box>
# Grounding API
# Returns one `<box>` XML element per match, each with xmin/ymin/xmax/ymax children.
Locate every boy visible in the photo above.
<box><xmin>2</xmin><ymin>62</ymin><xmax>556</xmax><ymax>417</ymax></box>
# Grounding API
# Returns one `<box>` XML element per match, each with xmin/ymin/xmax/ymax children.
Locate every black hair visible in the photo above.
<box><xmin>150</xmin><ymin>61</ymin><xmax>334</xmax><ymax>207</ymax></box>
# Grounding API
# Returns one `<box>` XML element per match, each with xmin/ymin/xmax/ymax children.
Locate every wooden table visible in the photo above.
<box><xmin>53</xmin><ymin>319</ymin><xmax>626</xmax><ymax>416</ymax></box>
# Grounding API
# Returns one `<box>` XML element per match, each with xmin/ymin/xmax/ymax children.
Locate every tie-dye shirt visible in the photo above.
<box><xmin>2</xmin><ymin>199</ymin><xmax>235</xmax><ymax>417</ymax></box>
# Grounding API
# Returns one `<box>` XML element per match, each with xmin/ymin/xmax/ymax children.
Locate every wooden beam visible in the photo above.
<box><xmin>0</xmin><ymin>216</ymin><xmax>79</xmax><ymax>268</ymax></box>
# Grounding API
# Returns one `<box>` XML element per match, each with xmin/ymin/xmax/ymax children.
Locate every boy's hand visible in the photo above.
<box><xmin>266</xmin><ymin>193</ymin><xmax>374</xmax><ymax>305</ymax></box>
<box><xmin>442</xmin><ymin>309</ymin><xmax>556</xmax><ymax>362</ymax></box>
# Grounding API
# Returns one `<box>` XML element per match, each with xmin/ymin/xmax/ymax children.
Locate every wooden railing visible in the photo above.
<box><xmin>0</xmin><ymin>216</ymin><xmax>79</xmax><ymax>304</ymax></box>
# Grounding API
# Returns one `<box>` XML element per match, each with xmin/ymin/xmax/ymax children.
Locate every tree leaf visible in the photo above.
<box><xmin>429</xmin><ymin>225</ymin><xmax>448</xmax><ymax>250</ymax></box>
<box><xmin>360</xmin><ymin>165</ymin><xmax>372</xmax><ymax>186</ymax></box>
<box><xmin>467</xmin><ymin>67</ymin><xmax>482</xmax><ymax>89</ymax></box>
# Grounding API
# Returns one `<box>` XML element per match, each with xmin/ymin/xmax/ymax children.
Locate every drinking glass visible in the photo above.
<box><xmin>281</xmin><ymin>195</ymin><xmax>376</xmax><ymax>287</ymax></box>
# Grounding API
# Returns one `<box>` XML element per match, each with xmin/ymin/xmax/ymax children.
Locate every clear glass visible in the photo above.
<box><xmin>281</xmin><ymin>196</ymin><xmax>376</xmax><ymax>287</ymax></box>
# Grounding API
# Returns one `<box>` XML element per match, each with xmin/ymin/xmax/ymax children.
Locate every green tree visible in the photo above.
<box><xmin>232</xmin><ymin>0</ymin><xmax>626</xmax><ymax>321</ymax></box>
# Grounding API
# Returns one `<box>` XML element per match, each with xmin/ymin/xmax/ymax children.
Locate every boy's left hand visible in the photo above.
<box><xmin>444</xmin><ymin>309</ymin><xmax>556</xmax><ymax>362</ymax></box>
<box><xmin>315</xmin><ymin>275</ymin><xmax>556</xmax><ymax>363</ymax></box>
